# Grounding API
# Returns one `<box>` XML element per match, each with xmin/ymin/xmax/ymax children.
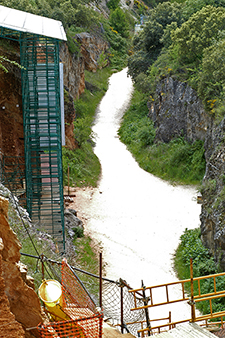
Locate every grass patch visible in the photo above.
<box><xmin>62</xmin><ymin>143</ymin><xmax>101</xmax><ymax>187</ymax></box>
<box><xmin>62</xmin><ymin>67</ymin><xmax>115</xmax><ymax>187</ymax></box>
<box><xmin>74</xmin><ymin>235</ymin><xmax>102</xmax><ymax>302</ymax></box>
<box><xmin>118</xmin><ymin>89</ymin><xmax>206</xmax><ymax>186</ymax></box>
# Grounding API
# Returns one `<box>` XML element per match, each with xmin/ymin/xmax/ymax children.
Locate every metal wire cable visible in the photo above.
<box><xmin>0</xmin><ymin>175</ymin><xmax>53</xmax><ymax>279</ymax></box>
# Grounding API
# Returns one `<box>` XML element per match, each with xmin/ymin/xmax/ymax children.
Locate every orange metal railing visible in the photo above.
<box><xmin>129</xmin><ymin>259</ymin><xmax>225</xmax><ymax>335</ymax></box>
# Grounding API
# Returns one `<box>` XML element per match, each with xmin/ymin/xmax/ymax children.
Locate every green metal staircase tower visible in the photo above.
<box><xmin>0</xmin><ymin>6</ymin><xmax>67</xmax><ymax>252</ymax></box>
<box><xmin>20</xmin><ymin>35</ymin><xmax>65</xmax><ymax>251</ymax></box>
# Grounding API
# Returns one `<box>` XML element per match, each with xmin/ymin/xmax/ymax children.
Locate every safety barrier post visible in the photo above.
<box><xmin>142</xmin><ymin>280</ymin><xmax>152</xmax><ymax>336</ymax></box>
<box><xmin>41</xmin><ymin>254</ymin><xmax>44</xmax><ymax>280</ymax></box>
<box><xmin>67</xmin><ymin>165</ymin><xmax>70</xmax><ymax>196</ymax></box>
<box><xmin>190</xmin><ymin>258</ymin><xmax>196</xmax><ymax>322</ymax></box>
<box><xmin>120</xmin><ymin>280</ymin><xmax>124</xmax><ymax>334</ymax></box>
<box><xmin>99</xmin><ymin>252</ymin><xmax>103</xmax><ymax>309</ymax></box>
<box><xmin>169</xmin><ymin>311</ymin><xmax>171</xmax><ymax>330</ymax></box>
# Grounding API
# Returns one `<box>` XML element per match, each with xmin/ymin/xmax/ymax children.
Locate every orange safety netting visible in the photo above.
<box><xmin>38</xmin><ymin>260</ymin><xmax>103</xmax><ymax>338</ymax></box>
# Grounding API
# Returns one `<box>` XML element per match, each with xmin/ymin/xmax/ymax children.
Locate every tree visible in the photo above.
<box><xmin>109</xmin><ymin>8</ymin><xmax>130</xmax><ymax>38</ymax></box>
<box><xmin>128</xmin><ymin>1</ymin><xmax>183</xmax><ymax>80</ymax></box>
<box><xmin>107</xmin><ymin>0</ymin><xmax>120</xmax><ymax>10</ymax></box>
<box><xmin>60</xmin><ymin>0</ymin><xmax>76</xmax><ymax>27</ymax></box>
<box><xmin>172</xmin><ymin>5</ymin><xmax>225</xmax><ymax>64</ymax></box>
<box><xmin>198</xmin><ymin>38</ymin><xmax>225</xmax><ymax>107</ymax></box>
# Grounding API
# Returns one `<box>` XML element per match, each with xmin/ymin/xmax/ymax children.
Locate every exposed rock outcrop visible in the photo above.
<box><xmin>200</xmin><ymin>117</ymin><xmax>225</xmax><ymax>269</ymax></box>
<box><xmin>148</xmin><ymin>77</ymin><xmax>209</xmax><ymax>143</ymax></box>
<box><xmin>75</xmin><ymin>32</ymin><xmax>109</xmax><ymax>73</ymax></box>
<box><xmin>64</xmin><ymin>87</ymin><xmax>79</xmax><ymax>150</ymax></box>
<box><xmin>0</xmin><ymin>196</ymin><xmax>43</xmax><ymax>337</ymax></box>
<box><xmin>60</xmin><ymin>42</ymin><xmax>85</xmax><ymax>100</ymax></box>
<box><xmin>0</xmin><ymin>44</ymin><xmax>24</xmax><ymax>158</ymax></box>
<box><xmin>0</xmin><ymin>237</ymin><xmax>25</xmax><ymax>338</ymax></box>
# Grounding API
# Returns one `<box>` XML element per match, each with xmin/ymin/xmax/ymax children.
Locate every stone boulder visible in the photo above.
<box><xmin>64</xmin><ymin>208</ymin><xmax>83</xmax><ymax>237</ymax></box>
<box><xmin>0</xmin><ymin>196</ymin><xmax>43</xmax><ymax>337</ymax></box>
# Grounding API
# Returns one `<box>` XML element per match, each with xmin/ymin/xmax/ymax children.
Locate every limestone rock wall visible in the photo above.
<box><xmin>200</xmin><ymin>118</ymin><xmax>225</xmax><ymax>269</ymax></box>
<box><xmin>60</xmin><ymin>42</ymin><xmax>85</xmax><ymax>101</ymax></box>
<box><xmin>0</xmin><ymin>196</ymin><xmax>43</xmax><ymax>337</ymax></box>
<box><xmin>0</xmin><ymin>237</ymin><xmax>25</xmax><ymax>338</ymax></box>
<box><xmin>148</xmin><ymin>77</ymin><xmax>209</xmax><ymax>143</ymax></box>
<box><xmin>75</xmin><ymin>32</ymin><xmax>109</xmax><ymax>73</ymax></box>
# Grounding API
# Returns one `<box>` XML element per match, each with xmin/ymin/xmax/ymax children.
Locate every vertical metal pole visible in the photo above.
<box><xmin>142</xmin><ymin>280</ymin><xmax>151</xmax><ymax>336</ymax></box>
<box><xmin>190</xmin><ymin>258</ymin><xmax>196</xmax><ymax>322</ymax></box>
<box><xmin>59</xmin><ymin>62</ymin><xmax>65</xmax><ymax>146</ymax></box>
<box><xmin>99</xmin><ymin>253</ymin><xmax>103</xmax><ymax>338</ymax></box>
<box><xmin>67</xmin><ymin>164</ymin><xmax>70</xmax><ymax>195</ymax></box>
<box><xmin>99</xmin><ymin>252</ymin><xmax>103</xmax><ymax>309</ymax></box>
<box><xmin>120</xmin><ymin>282</ymin><xmax>124</xmax><ymax>334</ymax></box>
<box><xmin>99</xmin><ymin>313</ymin><xmax>103</xmax><ymax>338</ymax></box>
<box><xmin>169</xmin><ymin>311</ymin><xmax>171</xmax><ymax>330</ymax></box>
<box><xmin>41</xmin><ymin>254</ymin><xmax>44</xmax><ymax>280</ymax></box>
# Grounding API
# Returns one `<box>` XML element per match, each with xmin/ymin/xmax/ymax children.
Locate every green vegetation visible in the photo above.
<box><xmin>0</xmin><ymin>55</ymin><xmax>22</xmax><ymax>72</ymax></box>
<box><xmin>62</xmin><ymin>67</ymin><xmax>116</xmax><ymax>188</ymax></box>
<box><xmin>75</xmin><ymin>235</ymin><xmax>101</xmax><ymax>298</ymax></box>
<box><xmin>174</xmin><ymin>228</ymin><xmax>225</xmax><ymax>316</ymax></box>
<box><xmin>128</xmin><ymin>0</ymin><xmax>225</xmax><ymax>118</ymax></box>
<box><xmin>119</xmin><ymin>90</ymin><xmax>206</xmax><ymax>185</ymax></box>
<box><xmin>0</xmin><ymin>0</ymin><xmax>134</xmax><ymax>69</ymax></box>
<box><xmin>73</xmin><ymin>235</ymin><xmax>101</xmax><ymax>300</ymax></box>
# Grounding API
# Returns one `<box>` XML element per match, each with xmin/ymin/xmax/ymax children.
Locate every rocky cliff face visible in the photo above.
<box><xmin>60</xmin><ymin>42</ymin><xmax>85</xmax><ymax>101</ymax></box>
<box><xmin>75</xmin><ymin>32</ymin><xmax>109</xmax><ymax>72</ymax></box>
<box><xmin>0</xmin><ymin>196</ymin><xmax>43</xmax><ymax>337</ymax></box>
<box><xmin>200</xmin><ymin>117</ymin><xmax>225</xmax><ymax>269</ymax></box>
<box><xmin>0</xmin><ymin>45</ymin><xmax>24</xmax><ymax>158</ymax></box>
<box><xmin>0</xmin><ymin>238</ymin><xmax>25</xmax><ymax>338</ymax></box>
<box><xmin>149</xmin><ymin>76</ymin><xmax>225</xmax><ymax>269</ymax></box>
<box><xmin>59</xmin><ymin>32</ymin><xmax>109</xmax><ymax>150</ymax></box>
<box><xmin>148</xmin><ymin>77</ymin><xmax>209</xmax><ymax>143</ymax></box>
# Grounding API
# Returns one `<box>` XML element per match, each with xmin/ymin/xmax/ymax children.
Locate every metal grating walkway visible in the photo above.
<box><xmin>154</xmin><ymin>323</ymin><xmax>217</xmax><ymax>338</ymax></box>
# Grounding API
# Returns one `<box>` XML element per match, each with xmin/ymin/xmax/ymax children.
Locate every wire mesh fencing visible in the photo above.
<box><xmin>102</xmin><ymin>279</ymin><xmax>146</xmax><ymax>336</ymax></box>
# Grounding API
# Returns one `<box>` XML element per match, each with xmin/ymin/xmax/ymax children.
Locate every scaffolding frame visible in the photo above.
<box><xmin>0</xmin><ymin>21</ymin><xmax>65</xmax><ymax>251</ymax></box>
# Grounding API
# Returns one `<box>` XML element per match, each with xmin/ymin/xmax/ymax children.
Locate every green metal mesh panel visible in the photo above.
<box><xmin>20</xmin><ymin>35</ymin><xmax>65</xmax><ymax>252</ymax></box>
<box><xmin>0</xmin><ymin>155</ymin><xmax>26</xmax><ymax>207</ymax></box>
